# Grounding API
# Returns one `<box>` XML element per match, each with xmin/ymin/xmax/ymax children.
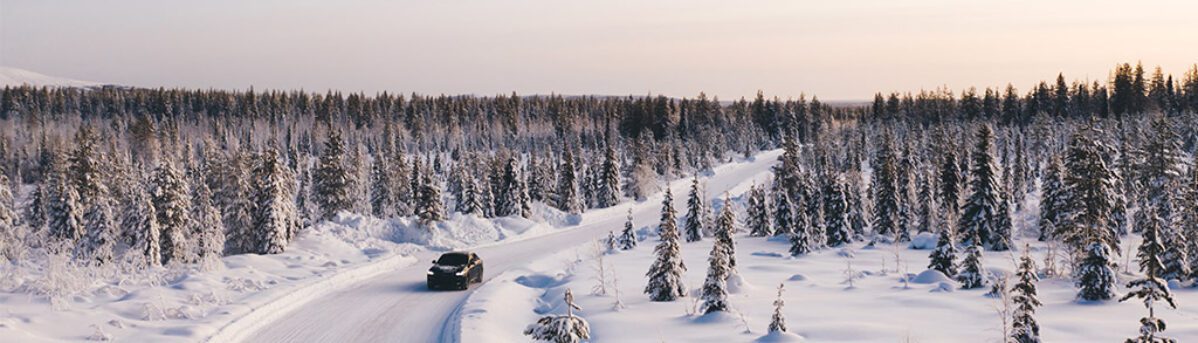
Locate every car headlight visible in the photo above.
<box><xmin>427</xmin><ymin>271</ymin><xmax>435</xmax><ymax>275</ymax></box>
<box><xmin>455</xmin><ymin>270</ymin><xmax>467</xmax><ymax>276</ymax></box>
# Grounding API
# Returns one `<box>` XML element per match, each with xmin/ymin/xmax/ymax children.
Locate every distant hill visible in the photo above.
<box><xmin>0</xmin><ymin>66</ymin><xmax>102</xmax><ymax>88</ymax></box>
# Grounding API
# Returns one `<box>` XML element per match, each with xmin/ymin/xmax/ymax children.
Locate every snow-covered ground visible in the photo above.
<box><xmin>463</xmin><ymin>198</ymin><xmax>1198</xmax><ymax>342</ymax></box>
<box><xmin>0</xmin><ymin>205</ymin><xmax>575</xmax><ymax>342</ymax></box>
<box><xmin>0</xmin><ymin>149</ymin><xmax>785</xmax><ymax>343</ymax></box>
<box><xmin>0</xmin><ymin>67</ymin><xmax>101</xmax><ymax>88</ymax></box>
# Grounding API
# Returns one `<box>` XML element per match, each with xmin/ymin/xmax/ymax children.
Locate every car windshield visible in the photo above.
<box><xmin>437</xmin><ymin>254</ymin><xmax>469</xmax><ymax>265</ymax></box>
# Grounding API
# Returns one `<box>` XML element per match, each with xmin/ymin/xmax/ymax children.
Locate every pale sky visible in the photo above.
<box><xmin>3</xmin><ymin>0</ymin><xmax>1196</xmax><ymax>101</ymax></box>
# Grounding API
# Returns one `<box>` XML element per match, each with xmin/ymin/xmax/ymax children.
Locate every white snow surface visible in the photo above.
<box><xmin>462</xmin><ymin>187</ymin><xmax>1198</xmax><ymax>342</ymax></box>
<box><xmin>236</xmin><ymin>149</ymin><xmax>783</xmax><ymax>343</ymax></box>
<box><xmin>0</xmin><ymin>67</ymin><xmax>101</xmax><ymax>88</ymax></box>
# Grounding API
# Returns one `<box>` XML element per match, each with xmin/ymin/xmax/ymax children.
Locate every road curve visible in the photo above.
<box><xmin>239</xmin><ymin>151</ymin><xmax>780</xmax><ymax>343</ymax></box>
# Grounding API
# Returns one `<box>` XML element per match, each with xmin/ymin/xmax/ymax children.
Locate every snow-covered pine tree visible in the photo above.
<box><xmin>596</xmin><ymin>143</ymin><xmax>621</xmax><ymax>208</ymax></box>
<box><xmin>804</xmin><ymin>173</ymin><xmax>827</xmax><ymax>248</ymax></box>
<box><xmin>1119</xmin><ymin>202</ymin><xmax>1178</xmax><ymax>343</ymax></box>
<box><xmin>496</xmin><ymin>157</ymin><xmax>523</xmax><ymax>217</ymax></box>
<box><xmin>78</xmin><ymin>185</ymin><xmax>116</xmax><ymax>265</ymax></box>
<box><xmin>1060</xmin><ymin>129</ymin><xmax>1122</xmax><ymax>265</ymax></box>
<box><xmin>618</xmin><ymin>209</ymin><xmax>637</xmax><ymax>250</ymax></box>
<box><xmin>556</xmin><ymin>147</ymin><xmax>581</xmax><ymax>215</ymax></box>
<box><xmin>523</xmin><ymin>288</ymin><xmax>591</xmax><ymax>343</ymax></box>
<box><xmin>714</xmin><ymin>194</ymin><xmax>737</xmax><ymax>270</ymax></box>
<box><xmin>1011</xmin><ymin>247</ymin><xmax>1042</xmax><ymax>343</ymax></box>
<box><xmin>872</xmin><ymin>137</ymin><xmax>901</xmax><ymax>238</ymax></box>
<box><xmin>895</xmin><ymin>144</ymin><xmax>916</xmax><ymax>242</ymax></box>
<box><xmin>220</xmin><ymin>152</ymin><xmax>256</xmax><ymax>255</ymax></box>
<box><xmin>768</xmin><ymin>283</ymin><xmax>788</xmax><ymax>333</ymax></box>
<box><xmin>46</xmin><ymin>161</ymin><xmax>84</xmax><ymax>249</ymax></box>
<box><xmin>645</xmin><ymin>187</ymin><xmax>686</xmax><ymax>301</ymax></box>
<box><xmin>1184</xmin><ymin>154</ymin><xmax>1198</xmax><ymax>285</ymax></box>
<box><xmin>846</xmin><ymin>174</ymin><xmax>868</xmax><ymax>241</ymax></box>
<box><xmin>1038</xmin><ymin>155</ymin><xmax>1066</xmax><ymax>241</ymax></box>
<box><xmin>416</xmin><ymin>169</ymin><xmax>446</xmax><ymax>227</ymax></box>
<box><xmin>250</xmin><ymin>148</ymin><xmax>298</xmax><ymax>255</ymax></box>
<box><xmin>1076</xmin><ymin>241</ymin><xmax>1118</xmax><ymax>301</ymax></box>
<box><xmin>928</xmin><ymin>226</ymin><xmax>958</xmax><ymax>278</ymax></box>
<box><xmin>0</xmin><ymin>175</ymin><xmax>14</xmax><ymax>229</ymax></box>
<box><xmin>1156</xmin><ymin>194</ymin><xmax>1190</xmax><ymax>281</ymax></box>
<box><xmin>959</xmin><ymin>125</ymin><xmax>1006</xmax><ymax>250</ymax></box>
<box><xmin>390</xmin><ymin>152</ymin><xmax>414</xmax><ymax>216</ymax></box>
<box><xmin>939</xmin><ymin>150</ymin><xmax>961</xmax><ymax>217</ymax></box>
<box><xmin>824</xmin><ymin>174</ymin><xmax>852</xmax><ymax>247</ymax></box>
<box><xmin>699</xmin><ymin>236</ymin><xmax>730</xmax><ymax>314</ymax></box>
<box><xmin>746</xmin><ymin>184</ymin><xmax>773</xmax><ymax>237</ymax></box>
<box><xmin>771</xmin><ymin>177</ymin><xmax>795</xmax><ymax>237</ymax></box>
<box><xmin>123</xmin><ymin>183</ymin><xmax>161</xmax><ymax>267</ymax></box>
<box><xmin>370</xmin><ymin>154</ymin><xmax>395</xmax><ymax>218</ymax></box>
<box><xmin>152</xmin><ymin>160</ymin><xmax>194</xmax><ymax>265</ymax></box>
<box><xmin>458</xmin><ymin>176</ymin><xmax>483</xmax><ymax>216</ymax></box>
<box><xmin>190</xmin><ymin>173</ymin><xmax>226</xmax><ymax>267</ymax></box>
<box><xmin>957</xmin><ymin>231</ymin><xmax>986</xmax><ymax>289</ymax></box>
<box><xmin>684</xmin><ymin>177</ymin><xmax>705</xmax><ymax>242</ymax></box>
<box><xmin>915</xmin><ymin>168</ymin><xmax>937</xmax><ymax>234</ymax></box>
<box><xmin>314</xmin><ymin>130</ymin><xmax>353</xmax><ymax>220</ymax></box>
<box><xmin>24</xmin><ymin>183</ymin><xmax>47</xmax><ymax>233</ymax></box>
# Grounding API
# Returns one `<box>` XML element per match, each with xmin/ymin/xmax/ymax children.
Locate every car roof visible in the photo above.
<box><xmin>441</xmin><ymin>251</ymin><xmax>472</xmax><ymax>257</ymax></box>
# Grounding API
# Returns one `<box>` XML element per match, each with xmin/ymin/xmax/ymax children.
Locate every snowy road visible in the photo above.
<box><xmin>237</xmin><ymin>150</ymin><xmax>780</xmax><ymax>343</ymax></box>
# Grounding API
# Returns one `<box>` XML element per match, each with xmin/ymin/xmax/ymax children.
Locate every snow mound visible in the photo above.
<box><xmin>751</xmin><ymin>251</ymin><xmax>785</xmax><ymax>258</ymax></box>
<box><xmin>756</xmin><ymin>331</ymin><xmax>805</xmax><ymax>342</ymax></box>
<box><xmin>909</xmin><ymin>269</ymin><xmax>953</xmax><ymax>284</ymax></box>
<box><xmin>0</xmin><ymin>66</ymin><xmax>101</xmax><ymax>88</ymax></box>
<box><xmin>692</xmin><ymin>311</ymin><xmax>740</xmax><ymax>324</ymax></box>
<box><xmin>727</xmin><ymin>273</ymin><xmax>752</xmax><ymax>294</ymax></box>
<box><xmin>908</xmin><ymin>232</ymin><xmax>937</xmax><ymax>250</ymax></box>
<box><xmin>930</xmin><ymin>282</ymin><xmax>956</xmax><ymax>293</ymax></box>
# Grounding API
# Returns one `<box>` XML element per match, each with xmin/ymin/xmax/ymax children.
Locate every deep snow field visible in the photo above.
<box><xmin>463</xmin><ymin>206</ymin><xmax>1198</xmax><ymax>342</ymax></box>
<box><xmin>0</xmin><ymin>206</ymin><xmax>571</xmax><ymax>342</ymax></box>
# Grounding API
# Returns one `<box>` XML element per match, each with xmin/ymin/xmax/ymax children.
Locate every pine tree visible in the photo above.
<box><xmin>496</xmin><ymin>157</ymin><xmax>523</xmax><ymax>217</ymax></box>
<box><xmin>78</xmin><ymin>187</ymin><xmax>116</xmax><ymax>265</ymax></box>
<box><xmin>928</xmin><ymin>227</ymin><xmax>958</xmax><ymax>278</ymax></box>
<box><xmin>370</xmin><ymin>154</ymin><xmax>395</xmax><ymax>218</ymax></box>
<box><xmin>123</xmin><ymin>183</ymin><xmax>161</xmax><ymax>267</ymax></box>
<box><xmin>1060</xmin><ymin>129</ymin><xmax>1121</xmax><ymax>260</ymax></box>
<box><xmin>959</xmin><ymin>125</ymin><xmax>1006</xmax><ymax>250</ymax></box>
<box><xmin>458</xmin><ymin>176</ymin><xmax>484</xmax><ymax>216</ymax></box>
<box><xmin>1076</xmin><ymin>242</ymin><xmax>1118</xmax><ymax>301</ymax></box>
<box><xmin>596</xmin><ymin>143</ymin><xmax>621</xmax><ymax>208</ymax></box>
<box><xmin>314</xmin><ymin>130</ymin><xmax>353</xmax><ymax>220</ymax></box>
<box><xmin>1119</xmin><ymin>203</ymin><xmax>1178</xmax><ymax>343</ymax></box>
<box><xmin>746</xmin><ymin>184</ymin><xmax>773</xmax><ymax>237</ymax></box>
<box><xmin>684</xmin><ymin>177</ymin><xmax>705</xmax><ymax>242</ymax></box>
<box><xmin>872</xmin><ymin>137</ymin><xmax>901</xmax><ymax>238</ymax></box>
<box><xmin>768</xmin><ymin>283</ymin><xmax>788</xmax><ymax>333</ymax></box>
<box><xmin>772</xmin><ymin>178</ymin><xmax>795</xmax><ymax>237</ymax></box>
<box><xmin>645</xmin><ymin>187</ymin><xmax>686</xmax><ymax>301</ymax></box>
<box><xmin>1011</xmin><ymin>248</ymin><xmax>1042</xmax><ymax>343</ymax></box>
<box><xmin>957</xmin><ymin>232</ymin><xmax>986</xmax><ymax>289</ymax></box>
<box><xmin>250</xmin><ymin>149</ymin><xmax>298</xmax><ymax>255</ymax></box>
<box><xmin>824</xmin><ymin>175</ymin><xmax>852</xmax><ymax>247</ymax></box>
<box><xmin>24</xmin><ymin>183</ymin><xmax>47</xmax><ymax>233</ymax></box>
<box><xmin>416</xmin><ymin>170</ymin><xmax>446</xmax><ymax>227</ymax></box>
<box><xmin>46</xmin><ymin>162</ymin><xmax>84</xmax><ymax>249</ymax></box>
<box><xmin>699</xmin><ymin>237</ymin><xmax>730</xmax><ymax>314</ymax></box>
<box><xmin>938</xmin><ymin>150</ymin><xmax>961</xmax><ymax>216</ymax></box>
<box><xmin>152</xmin><ymin>161</ymin><xmax>193</xmax><ymax>265</ymax></box>
<box><xmin>804</xmin><ymin>174</ymin><xmax>827</xmax><ymax>248</ymax></box>
<box><xmin>714</xmin><ymin>194</ymin><xmax>737</xmax><ymax>270</ymax></box>
<box><xmin>190</xmin><ymin>174</ymin><xmax>226</xmax><ymax>266</ymax></box>
<box><xmin>556</xmin><ymin>147</ymin><xmax>581</xmax><ymax>215</ymax></box>
<box><xmin>1038</xmin><ymin>156</ymin><xmax>1066</xmax><ymax>241</ymax></box>
<box><xmin>618</xmin><ymin>209</ymin><xmax>637</xmax><ymax>250</ymax></box>
<box><xmin>915</xmin><ymin>168</ymin><xmax>937</xmax><ymax>234</ymax></box>
<box><xmin>220</xmin><ymin>152</ymin><xmax>255</xmax><ymax>255</ymax></box>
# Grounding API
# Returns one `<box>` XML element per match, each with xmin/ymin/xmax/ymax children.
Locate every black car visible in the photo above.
<box><xmin>427</xmin><ymin>252</ymin><xmax>484</xmax><ymax>290</ymax></box>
